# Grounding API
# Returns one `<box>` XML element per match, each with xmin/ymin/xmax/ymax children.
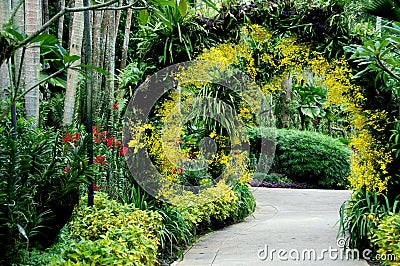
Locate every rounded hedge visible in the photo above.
<box><xmin>248</xmin><ymin>128</ymin><xmax>352</xmax><ymax>189</ymax></box>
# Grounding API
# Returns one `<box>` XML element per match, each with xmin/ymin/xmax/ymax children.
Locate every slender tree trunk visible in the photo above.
<box><xmin>83</xmin><ymin>0</ymin><xmax>94</xmax><ymax>207</ymax></box>
<box><xmin>0</xmin><ymin>1</ymin><xmax>11</xmax><ymax>104</ymax></box>
<box><xmin>120</xmin><ymin>7</ymin><xmax>132</xmax><ymax>70</ymax></box>
<box><xmin>108</xmin><ymin>9</ymin><xmax>117</xmax><ymax>124</ymax></box>
<box><xmin>24</xmin><ymin>0</ymin><xmax>42</xmax><ymax>125</ymax></box>
<box><xmin>42</xmin><ymin>0</ymin><xmax>49</xmax><ymax>33</ymax></box>
<box><xmin>91</xmin><ymin>9</ymin><xmax>104</xmax><ymax>117</ymax></box>
<box><xmin>12</xmin><ymin>0</ymin><xmax>25</xmax><ymax>91</ymax></box>
<box><xmin>57</xmin><ymin>0</ymin><xmax>65</xmax><ymax>42</ymax></box>
<box><xmin>63</xmin><ymin>0</ymin><xmax>84</xmax><ymax>125</ymax></box>
<box><xmin>96</xmin><ymin>10</ymin><xmax>109</xmax><ymax>117</ymax></box>
<box><xmin>280</xmin><ymin>74</ymin><xmax>292</xmax><ymax>128</ymax></box>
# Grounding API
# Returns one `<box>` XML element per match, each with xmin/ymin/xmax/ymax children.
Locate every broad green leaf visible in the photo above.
<box><xmin>63</xmin><ymin>54</ymin><xmax>80</xmax><ymax>64</ymax></box>
<box><xmin>78</xmin><ymin>64</ymin><xmax>109</xmax><ymax>75</ymax></box>
<box><xmin>201</xmin><ymin>0</ymin><xmax>218</xmax><ymax>11</ymax></box>
<box><xmin>138</xmin><ymin>9</ymin><xmax>149</xmax><ymax>26</ymax></box>
<box><xmin>152</xmin><ymin>0</ymin><xmax>176</xmax><ymax>7</ymax></box>
<box><xmin>301</xmin><ymin>106</ymin><xmax>320</xmax><ymax>118</ymax></box>
<box><xmin>30</xmin><ymin>33</ymin><xmax>58</xmax><ymax>45</ymax></box>
<box><xmin>5</xmin><ymin>28</ymin><xmax>25</xmax><ymax>41</ymax></box>
<box><xmin>178</xmin><ymin>0</ymin><xmax>187</xmax><ymax>17</ymax></box>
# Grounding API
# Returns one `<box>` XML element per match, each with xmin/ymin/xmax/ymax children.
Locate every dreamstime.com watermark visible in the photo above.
<box><xmin>257</xmin><ymin>238</ymin><xmax>398</xmax><ymax>262</ymax></box>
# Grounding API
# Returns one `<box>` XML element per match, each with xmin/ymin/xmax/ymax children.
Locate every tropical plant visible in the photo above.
<box><xmin>364</xmin><ymin>0</ymin><xmax>400</xmax><ymax>22</ymax></box>
<box><xmin>339</xmin><ymin>190</ymin><xmax>400</xmax><ymax>251</ymax></box>
<box><xmin>0</xmin><ymin>118</ymin><xmax>93</xmax><ymax>264</ymax></box>
<box><xmin>370</xmin><ymin>212</ymin><xmax>400</xmax><ymax>265</ymax></box>
<box><xmin>135</xmin><ymin>0</ymin><xmax>215</xmax><ymax>66</ymax></box>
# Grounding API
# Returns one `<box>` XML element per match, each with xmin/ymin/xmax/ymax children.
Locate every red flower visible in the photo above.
<box><xmin>94</xmin><ymin>184</ymin><xmax>101</xmax><ymax>191</ymax></box>
<box><xmin>172</xmin><ymin>168</ymin><xmax>177</xmax><ymax>174</ymax></box>
<box><xmin>178</xmin><ymin>167</ymin><xmax>183</xmax><ymax>175</ymax></box>
<box><xmin>177</xmin><ymin>139</ymin><xmax>182</xmax><ymax>144</ymax></box>
<box><xmin>94</xmin><ymin>155</ymin><xmax>107</xmax><ymax>165</ymax></box>
<box><xmin>63</xmin><ymin>166</ymin><xmax>71</xmax><ymax>173</ymax></box>
<box><xmin>72</xmin><ymin>132</ymin><xmax>81</xmax><ymax>141</ymax></box>
<box><xmin>63</xmin><ymin>133</ymin><xmax>72</xmax><ymax>143</ymax></box>
<box><xmin>114</xmin><ymin>140</ymin><xmax>122</xmax><ymax>148</ymax></box>
<box><xmin>92</xmin><ymin>126</ymin><xmax>101</xmax><ymax>135</ymax></box>
<box><xmin>118</xmin><ymin>147</ymin><xmax>128</xmax><ymax>156</ymax></box>
<box><xmin>98</xmin><ymin>131</ymin><xmax>108</xmax><ymax>138</ymax></box>
<box><xmin>94</xmin><ymin>136</ymin><xmax>100</xmax><ymax>143</ymax></box>
<box><xmin>112</xmin><ymin>103</ymin><xmax>119</xmax><ymax>110</ymax></box>
<box><xmin>106</xmin><ymin>137</ymin><xmax>115</xmax><ymax>147</ymax></box>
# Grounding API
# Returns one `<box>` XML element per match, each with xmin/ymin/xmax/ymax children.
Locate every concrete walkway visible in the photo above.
<box><xmin>172</xmin><ymin>188</ymin><xmax>369</xmax><ymax>266</ymax></box>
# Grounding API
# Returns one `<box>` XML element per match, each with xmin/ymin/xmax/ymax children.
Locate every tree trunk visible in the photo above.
<box><xmin>57</xmin><ymin>0</ymin><xmax>65</xmax><ymax>42</ymax></box>
<box><xmin>96</xmin><ymin>10</ymin><xmax>110</xmax><ymax>117</ymax></box>
<box><xmin>0</xmin><ymin>1</ymin><xmax>11</xmax><ymax>104</ymax></box>
<box><xmin>120</xmin><ymin>7</ymin><xmax>132</xmax><ymax>70</ymax></box>
<box><xmin>91</xmin><ymin>9</ymin><xmax>104</xmax><ymax>117</ymax></box>
<box><xmin>108</xmin><ymin>9</ymin><xmax>116</xmax><ymax>125</ymax></box>
<box><xmin>280</xmin><ymin>74</ymin><xmax>292</xmax><ymax>128</ymax></box>
<box><xmin>42</xmin><ymin>0</ymin><xmax>49</xmax><ymax>33</ymax></box>
<box><xmin>24</xmin><ymin>0</ymin><xmax>42</xmax><ymax>125</ymax></box>
<box><xmin>63</xmin><ymin>0</ymin><xmax>84</xmax><ymax>125</ymax></box>
<box><xmin>12</xmin><ymin>0</ymin><xmax>25</xmax><ymax>91</ymax></box>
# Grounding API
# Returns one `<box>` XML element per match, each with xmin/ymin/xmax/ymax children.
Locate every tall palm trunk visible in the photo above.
<box><xmin>120</xmin><ymin>7</ymin><xmax>133</xmax><ymax>70</ymax></box>
<box><xmin>42</xmin><ymin>0</ymin><xmax>49</xmax><ymax>33</ymax></box>
<box><xmin>108</xmin><ymin>9</ymin><xmax>116</xmax><ymax>124</ymax></box>
<box><xmin>57</xmin><ymin>0</ymin><xmax>65</xmax><ymax>42</ymax></box>
<box><xmin>90</xmin><ymin>9</ymin><xmax>104</xmax><ymax>116</ymax></box>
<box><xmin>63</xmin><ymin>0</ymin><xmax>84</xmax><ymax>125</ymax></box>
<box><xmin>24</xmin><ymin>0</ymin><xmax>42</xmax><ymax>124</ymax></box>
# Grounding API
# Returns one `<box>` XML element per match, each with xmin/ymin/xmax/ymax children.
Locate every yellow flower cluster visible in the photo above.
<box><xmin>347</xmin><ymin>109</ymin><xmax>393</xmax><ymax>193</ymax></box>
<box><xmin>348</xmin><ymin>131</ymin><xmax>392</xmax><ymax>193</ymax></box>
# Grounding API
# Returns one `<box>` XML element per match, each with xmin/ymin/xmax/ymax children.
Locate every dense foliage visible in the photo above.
<box><xmin>0</xmin><ymin>118</ymin><xmax>93</xmax><ymax>264</ymax></box>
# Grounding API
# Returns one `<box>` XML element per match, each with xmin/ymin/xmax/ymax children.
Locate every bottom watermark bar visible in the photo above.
<box><xmin>257</xmin><ymin>239</ymin><xmax>398</xmax><ymax>262</ymax></box>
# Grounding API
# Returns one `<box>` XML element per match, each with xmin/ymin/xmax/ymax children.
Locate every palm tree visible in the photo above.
<box><xmin>24</xmin><ymin>0</ymin><xmax>42</xmax><ymax>124</ymax></box>
<box><xmin>364</xmin><ymin>0</ymin><xmax>400</xmax><ymax>21</ymax></box>
<box><xmin>63</xmin><ymin>0</ymin><xmax>84</xmax><ymax>125</ymax></box>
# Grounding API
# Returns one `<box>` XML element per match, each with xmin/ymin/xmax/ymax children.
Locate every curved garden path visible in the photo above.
<box><xmin>173</xmin><ymin>188</ymin><xmax>369</xmax><ymax>266</ymax></box>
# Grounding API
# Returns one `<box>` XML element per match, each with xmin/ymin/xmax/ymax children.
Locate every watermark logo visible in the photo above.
<box><xmin>122</xmin><ymin>61</ymin><xmax>276</xmax><ymax>207</ymax></box>
<box><xmin>257</xmin><ymin>238</ymin><xmax>398</xmax><ymax>262</ymax></box>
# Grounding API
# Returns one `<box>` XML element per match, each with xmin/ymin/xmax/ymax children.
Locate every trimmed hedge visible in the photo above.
<box><xmin>249</xmin><ymin>127</ymin><xmax>352</xmax><ymax>189</ymax></box>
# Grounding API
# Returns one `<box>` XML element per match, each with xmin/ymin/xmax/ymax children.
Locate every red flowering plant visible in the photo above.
<box><xmin>62</xmin><ymin>122</ymin><xmax>129</xmax><ymax>197</ymax></box>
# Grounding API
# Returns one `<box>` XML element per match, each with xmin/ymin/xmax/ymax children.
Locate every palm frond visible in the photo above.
<box><xmin>364</xmin><ymin>0</ymin><xmax>400</xmax><ymax>22</ymax></box>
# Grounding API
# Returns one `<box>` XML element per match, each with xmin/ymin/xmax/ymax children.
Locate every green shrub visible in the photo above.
<box><xmin>232</xmin><ymin>183</ymin><xmax>256</xmax><ymax>222</ymax></box>
<box><xmin>370</xmin><ymin>213</ymin><xmax>400</xmax><ymax>265</ymax></box>
<box><xmin>249</xmin><ymin>127</ymin><xmax>351</xmax><ymax>188</ymax></box>
<box><xmin>57</xmin><ymin>192</ymin><xmax>162</xmax><ymax>265</ymax></box>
